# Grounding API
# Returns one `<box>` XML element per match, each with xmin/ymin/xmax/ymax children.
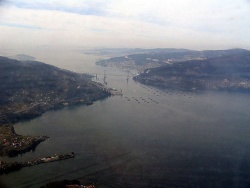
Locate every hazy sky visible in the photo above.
<box><xmin>0</xmin><ymin>0</ymin><xmax>250</xmax><ymax>53</ymax></box>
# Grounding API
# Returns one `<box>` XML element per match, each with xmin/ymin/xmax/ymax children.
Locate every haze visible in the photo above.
<box><xmin>0</xmin><ymin>0</ymin><xmax>250</xmax><ymax>56</ymax></box>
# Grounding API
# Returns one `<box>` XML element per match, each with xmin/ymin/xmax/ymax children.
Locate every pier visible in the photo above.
<box><xmin>0</xmin><ymin>152</ymin><xmax>75</xmax><ymax>174</ymax></box>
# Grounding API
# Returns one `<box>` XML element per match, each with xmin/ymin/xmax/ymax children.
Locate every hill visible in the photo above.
<box><xmin>96</xmin><ymin>48</ymin><xmax>249</xmax><ymax>71</ymax></box>
<box><xmin>0</xmin><ymin>56</ymin><xmax>110</xmax><ymax>125</ymax></box>
<box><xmin>133</xmin><ymin>51</ymin><xmax>250</xmax><ymax>92</ymax></box>
<box><xmin>10</xmin><ymin>54</ymin><xmax>36</xmax><ymax>61</ymax></box>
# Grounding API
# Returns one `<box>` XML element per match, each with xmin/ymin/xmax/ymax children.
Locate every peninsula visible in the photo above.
<box><xmin>0</xmin><ymin>125</ymin><xmax>48</xmax><ymax>157</ymax></box>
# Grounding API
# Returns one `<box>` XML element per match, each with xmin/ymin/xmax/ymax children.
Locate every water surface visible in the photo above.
<box><xmin>1</xmin><ymin>53</ymin><xmax>250</xmax><ymax>187</ymax></box>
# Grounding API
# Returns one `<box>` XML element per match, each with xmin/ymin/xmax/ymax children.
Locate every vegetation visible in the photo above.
<box><xmin>0</xmin><ymin>56</ymin><xmax>110</xmax><ymax>157</ymax></box>
<box><xmin>134</xmin><ymin>51</ymin><xmax>250</xmax><ymax>92</ymax></box>
<box><xmin>0</xmin><ymin>56</ymin><xmax>110</xmax><ymax>125</ymax></box>
<box><xmin>0</xmin><ymin>125</ymin><xmax>48</xmax><ymax>157</ymax></box>
<box><xmin>96</xmin><ymin>48</ymin><xmax>249</xmax><ymax>71</ymax></box>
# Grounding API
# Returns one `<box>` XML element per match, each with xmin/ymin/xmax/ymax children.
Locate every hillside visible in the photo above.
<box><xmin>133</xmin><ymin>51</ymin><xmax>250</xmax><ymax>92</ymax></box>
<box><xmin>0</xmin><ymin>56</ymin><xmax>110</xmax><ymax>125</ymax></box>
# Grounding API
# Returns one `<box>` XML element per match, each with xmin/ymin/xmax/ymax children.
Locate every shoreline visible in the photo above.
<box><xmin>0</xmin><ymin>124</ymin><xmax>49</xmax><ymax>157</ymax></box>
<box><xmin>0</xmin><ymin>88</ymin><xmax>111</xmax><ymax>158</ymax></box>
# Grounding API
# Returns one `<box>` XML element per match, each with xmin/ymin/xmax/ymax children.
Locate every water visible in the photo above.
<box><xmin>1</xmin><ymin>53</ymin><xmax>250</xmax><ymax>187</ymax></box>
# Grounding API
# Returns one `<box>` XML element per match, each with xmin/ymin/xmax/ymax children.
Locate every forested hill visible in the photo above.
<box><xmin>133</xmin><ymin>51</ymin><xmax>250</xmax><ymax>92</ymax></box>
<box><xmin>0</xmin><ymin>56</ymin><xmax>110</xmax><ymax>124</ymax></box>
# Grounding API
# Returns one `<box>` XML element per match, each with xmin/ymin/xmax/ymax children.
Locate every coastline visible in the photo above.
<box><xmin>0</xmin><ymin>124</ymin><xmax>49</xmax><ymax>157</ymax></box>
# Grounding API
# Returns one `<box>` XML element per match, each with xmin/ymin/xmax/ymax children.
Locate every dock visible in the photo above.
<box><xmin>0</xmin><ymin>152</ymin><xmax>75</xmax><ymax>174</ymax></box>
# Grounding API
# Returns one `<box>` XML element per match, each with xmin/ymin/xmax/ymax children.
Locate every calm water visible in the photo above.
<box><xmin>1</xmin><ymin>53</ymin><xmax>250</xmax><ymax>187</ymax></box>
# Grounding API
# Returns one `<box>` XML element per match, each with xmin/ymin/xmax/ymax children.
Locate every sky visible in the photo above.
<box><xmin>0</xmin><ymin>0</ymin><xmax>250</xmax><ymax>54</ymax></box>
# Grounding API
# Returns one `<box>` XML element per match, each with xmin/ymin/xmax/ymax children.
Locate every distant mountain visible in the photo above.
<box><xmin>134</xmin><ymin>50</ymin><xmax>250</xmax><ymax>92</ymax></box>
<box><xmin>96</xmin><ymin>48</ymin><xmax>249</xmax><ymax>70</ymax></box>
<box><xmin>10</xmin><ymin>54</ymin><xmax>36</xmax><ymax>61</ymax></box>
<box><xmin>0</xmin><ymin>57</ymin><xmax>110</xmax><ymax>124</ymax></box>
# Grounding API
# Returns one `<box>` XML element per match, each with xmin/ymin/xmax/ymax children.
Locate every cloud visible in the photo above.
<box><xmin>0</xmin><ymin>21</ymin><xmax>42</xmax><ymax>29</ymax></box>
<box><xmin>4</xmin><ymin>0</ymin><xmax>109</xmax><ymax>16</ymax></box>
<box><xmin>5</xmin><ymin>0</ymin><xmax>249</xmax><ymax>28</ymax></box>
<box><xmin>0</xmin><ymin>0</ymin><xmax>250</xmax><ymax>51</ymax></box>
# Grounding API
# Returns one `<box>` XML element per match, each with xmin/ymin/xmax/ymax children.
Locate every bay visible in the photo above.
<box><xmin>1</xmin><ymin>52</ymin><xmax>250</xmax><ymax>187</ymax></box>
